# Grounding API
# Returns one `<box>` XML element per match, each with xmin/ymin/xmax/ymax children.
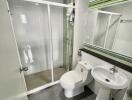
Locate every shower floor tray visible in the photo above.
<box><xmin>25</xmin><ymin>67</ymin><xmax>66</xmax><ymax>91</ymax></box>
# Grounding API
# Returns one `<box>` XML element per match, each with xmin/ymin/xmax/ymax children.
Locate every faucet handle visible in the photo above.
<box><xmin>109</xmin><ymin>67</ymin><xmax>118</xmax><ymax>74</ymax></box>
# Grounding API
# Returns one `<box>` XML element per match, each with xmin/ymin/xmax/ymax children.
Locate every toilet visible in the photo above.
<box><xmin>60</xmin><ymin>61</ymin><xmax>93</xmax><ymax>98</ymax></box>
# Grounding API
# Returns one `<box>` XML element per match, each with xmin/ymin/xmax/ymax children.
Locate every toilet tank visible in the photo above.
<box><xmin>75</xmin><ymin>61</ymin><xmax>93</xmax><ymax>83</ymax></box>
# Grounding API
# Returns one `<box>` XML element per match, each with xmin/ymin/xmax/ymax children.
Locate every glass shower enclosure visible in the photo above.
<box><xmin>7</xmin><ymin>0</ymin><xmax>75</xmax><ymax>94</ymax></box>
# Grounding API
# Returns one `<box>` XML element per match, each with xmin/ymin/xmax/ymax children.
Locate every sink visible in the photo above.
<box><xmin>91</xmin><ymin>67</ymin><xmax>128</xmax><ymax>89</ymax></box>
<box><xmin>91</xmin><ymin>67</ymin><xmax>128</xmax><ymax>100</ymax></box>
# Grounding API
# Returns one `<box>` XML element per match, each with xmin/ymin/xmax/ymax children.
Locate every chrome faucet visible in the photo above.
<box><xmin>109</xmin><ymin>65</ymin><xmax>118</xmax><ymax>74</ymax></box>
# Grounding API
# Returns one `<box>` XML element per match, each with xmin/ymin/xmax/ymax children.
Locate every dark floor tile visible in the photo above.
<box><xmin>28</xmin><ymin>84</ymin><xmax>96</xmax><ymax>100</ymax></box>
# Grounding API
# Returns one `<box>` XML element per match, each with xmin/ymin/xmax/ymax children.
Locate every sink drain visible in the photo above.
<box><xmin>105</xmin><ymin>79</ymin><xmax>110</xmax><ymax>82</ymax></box>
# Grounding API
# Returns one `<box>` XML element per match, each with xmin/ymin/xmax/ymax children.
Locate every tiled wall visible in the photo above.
<box><xmin>73</xmin><ymin>0</ymin><xmax>97</xmax><ymax>68</ymax></box>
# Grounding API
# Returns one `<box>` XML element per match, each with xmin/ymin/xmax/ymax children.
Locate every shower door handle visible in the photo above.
<box><xmin>20</xmin><ymin>67</ymin><xmax>28</xmax><ymax>73</ymax></box>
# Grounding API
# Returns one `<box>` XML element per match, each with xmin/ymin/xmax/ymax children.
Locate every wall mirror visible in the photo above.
<box><xmin>83</xmin><ymin>0</ymin><xmax>132</xmax><ymax>72</ymax></box>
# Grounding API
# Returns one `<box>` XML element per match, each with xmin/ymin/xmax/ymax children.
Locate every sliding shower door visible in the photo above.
<box><xmin>50</xmin><ymin>4</ymin><xmax>74</xmax><ymax>81</ymax></box>
<box><xmin>50</xmin><ymin>5</ymin><xmax>66</xmax><ymax>81</ymax></box>
<box><xmin>8</xmin><ymin>0</ymin><xmax>74</xmax><ymax>93</ymax></box>
<box><xmin>8</xmin><ymin>0</ymin><xmax>52</xmax><ymax>91</ymax></box>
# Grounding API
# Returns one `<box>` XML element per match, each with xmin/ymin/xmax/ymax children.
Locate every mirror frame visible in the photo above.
<box><xmin>80</xmin><ymin>43</ymin><xmax>132</xmax><ymax>73</ymax></box>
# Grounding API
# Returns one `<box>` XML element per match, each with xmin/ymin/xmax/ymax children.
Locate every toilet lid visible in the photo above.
<box><xmin>60</xmin><ymin>71</ymin><xmax>83</xmax><ymax>85</ymax></box>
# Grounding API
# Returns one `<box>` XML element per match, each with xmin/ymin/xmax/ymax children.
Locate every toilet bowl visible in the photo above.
<box><xmin>60</xmin><ymin>61</ymin><xmax>93</xmax><ymax>98</ymax></box>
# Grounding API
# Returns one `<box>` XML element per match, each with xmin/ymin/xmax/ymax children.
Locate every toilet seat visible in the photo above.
<box><xmin>60</xmin><ymin>71</ymin><xmax>83</xmax><ymax>89</ymax></box>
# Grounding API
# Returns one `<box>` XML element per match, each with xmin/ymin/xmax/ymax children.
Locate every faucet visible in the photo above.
<box><xmin>109</xmin><ymin>65</ymin><xmax>118</xmax><ymax>74</ymax></box>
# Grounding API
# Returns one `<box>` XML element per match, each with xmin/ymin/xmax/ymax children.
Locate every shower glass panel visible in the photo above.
<box><xmin>8</xmin><ymin>0</ymin><xmax>74</xmax><ymax>93</ymax></box>
<box><xmin>50</xmin><ymin>5</ymin><xmax>73</xmax><ymax>81</ymax></box>
<box><xmin>93</xmin><ymin>13</ymin><xmax>110</xmax><ymax>47</ymax></box>
<box><xmin>50</xmin><ymin>5</ymin><xmax>66</xmax><ymax>81</ymax></box>
<box><xmin>8</xmin><ymin>0</ymin><xmax>52</xmax><ymax>91</ymax></box>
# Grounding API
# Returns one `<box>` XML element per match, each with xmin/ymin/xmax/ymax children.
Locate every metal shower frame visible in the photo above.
<box><xmin>7</xmin><ymin>0</ymin><xmax>75</xmax><ymax>95</ymax></box>
<box><xmin>26</xmin><ymin>0</ymin><xmax>75</xmax><ymax>95</ymax></box>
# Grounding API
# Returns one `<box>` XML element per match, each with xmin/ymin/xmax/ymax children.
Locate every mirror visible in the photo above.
<box><xmin>88</xmin><ymin>1</ymin><xmax>132</xmax><ymax>59</ymax></box>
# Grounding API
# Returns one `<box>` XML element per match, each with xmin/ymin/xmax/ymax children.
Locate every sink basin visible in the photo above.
<box><xmin>91</xmin><ymin>67</ymin><xmax>128</xmax><ymax>100</ymax></box>
<box><xmin>91</xmin><ymin>67</ymin><xmax>128</xmax><ymax>89</ymax></box>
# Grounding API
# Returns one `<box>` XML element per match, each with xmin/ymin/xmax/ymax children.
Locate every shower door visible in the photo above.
<box><xmin>50</xmin><ymin>5</ymin><xmax>66</xmax><ymax>81</ymax></box>
<box><xmin>7</xmin><ymin>0</ymin><xmax>74</xmax><ymax>93</ymax></box>
<box><xmin>50</xmin><ymin>5</ymin><xmax>74</xmax><ymax>81</ymax></box>
<box><xmin>8</xmin><ymin>0</ymin><xmax>52</xmax><ymax>91</ymax></box>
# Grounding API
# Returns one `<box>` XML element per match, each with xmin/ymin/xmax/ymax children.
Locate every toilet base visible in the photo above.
<box><xmin>64</xmin><ymin>87</ymin><xmax>84</xmax><ymax>98</ymax></box>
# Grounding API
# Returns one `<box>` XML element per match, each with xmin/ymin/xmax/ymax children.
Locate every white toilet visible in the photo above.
<box><xmin>60</xmin><ymin>61</ymin><xmax>93</xmax><ymax>98</ymax></box>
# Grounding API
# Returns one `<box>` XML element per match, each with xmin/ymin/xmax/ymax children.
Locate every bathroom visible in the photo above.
<box><xmin>0</xmin><ymin>0</ymin><xmax>132</xmax><ymax>100</ymax></box>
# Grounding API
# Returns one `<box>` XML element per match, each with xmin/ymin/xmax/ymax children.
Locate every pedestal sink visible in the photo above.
<box><xmin>91</xmin><ymin>67</ymin><xmax>128</xmax><ymax>100</ymax></box>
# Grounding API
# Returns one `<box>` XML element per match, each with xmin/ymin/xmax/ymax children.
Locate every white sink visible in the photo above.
<box><xmin>91</xmin><ymin>67</ymin><xmax>128</xmax><ymax>100</ymax></box>
<box><xmin>91</xmin><ymin>67</ymin><xmax>128</xmax><ymax>89</ymax></box>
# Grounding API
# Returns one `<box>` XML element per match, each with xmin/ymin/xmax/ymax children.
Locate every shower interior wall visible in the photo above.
<box><xmin>8</xmin><ymin>0</ymin><xmax>66</xmax><ymax>75</ymax></box>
